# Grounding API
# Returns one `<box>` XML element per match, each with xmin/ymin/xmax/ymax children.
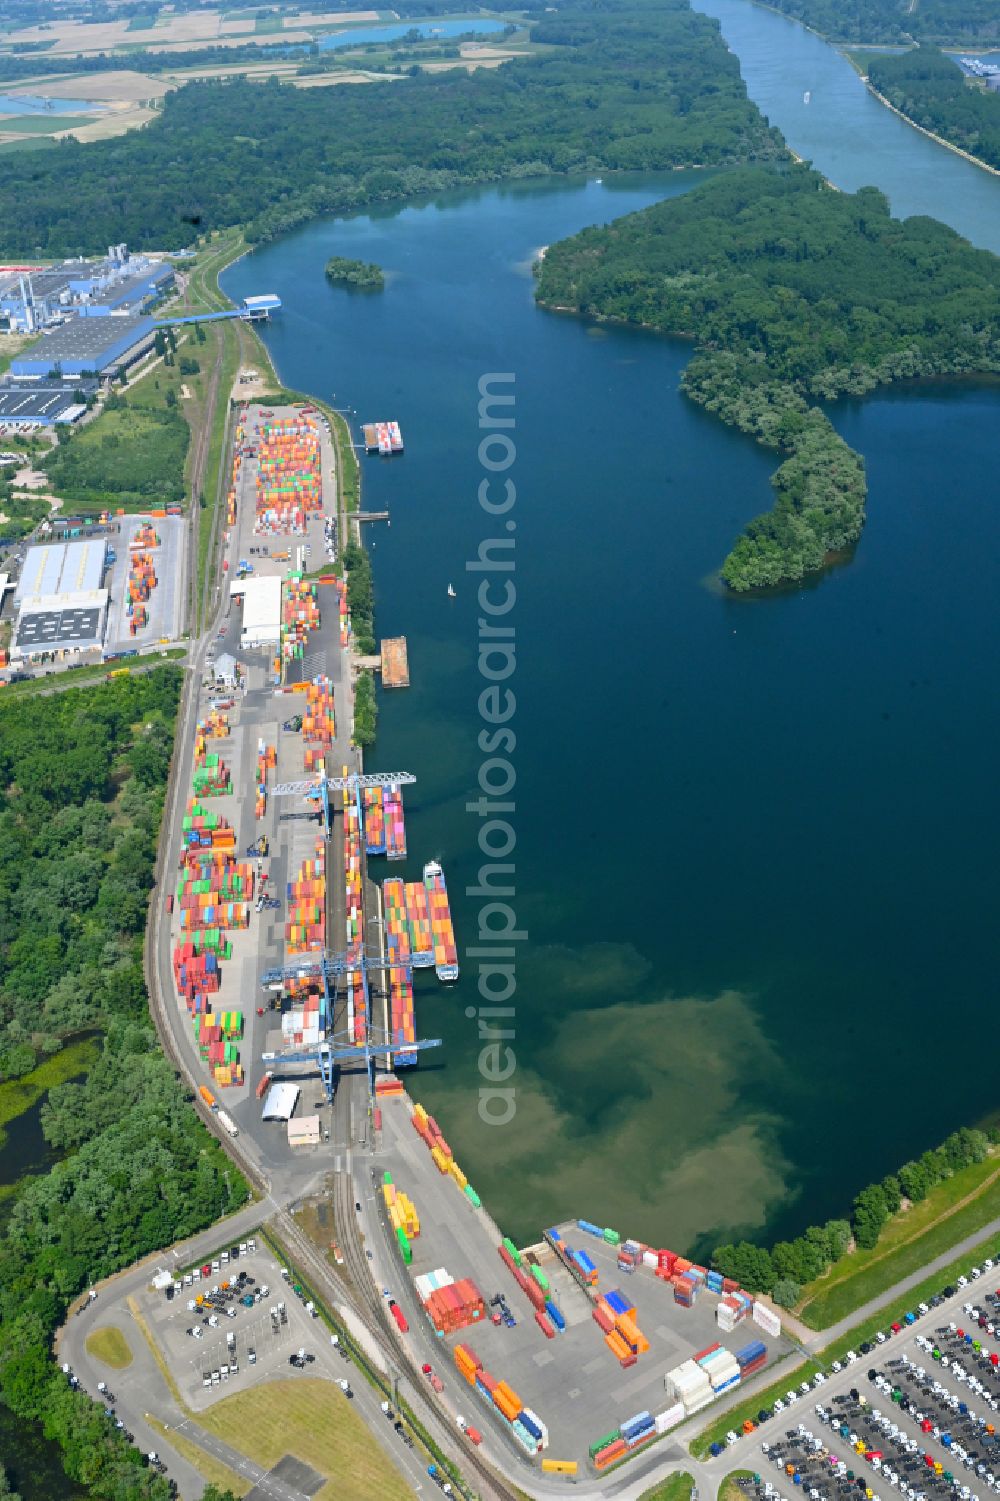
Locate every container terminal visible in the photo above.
<box><xmin>137</xmin><ymin>395</ymin><xmax>804</xmax><ymax>1499</ymax></box>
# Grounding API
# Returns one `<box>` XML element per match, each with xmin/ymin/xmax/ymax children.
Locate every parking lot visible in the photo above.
<box><xmin>139</xmin><ymin>1236</ymin><xmax>336</xmax><ymax>1410</ymax></box>
<box><xmin>365</xmin><ymin>1091</ymin><xmax>791</xmax><ymax>1470</ymax></box>
<box><xmin>731</xmin><ymin>1257</ymin><xmax>1000</xmax><ymax>1501</ymax></box>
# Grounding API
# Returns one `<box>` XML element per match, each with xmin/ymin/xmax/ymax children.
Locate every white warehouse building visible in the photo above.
<box><xmin>12</xmin><ymin>538</ymin><xmax>110</xmax><ymax>661</ymax></box>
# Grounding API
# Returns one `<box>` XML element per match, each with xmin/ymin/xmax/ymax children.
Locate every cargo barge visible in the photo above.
<box><xmin>385</xmin><ymin>781</ymin><xmax>406</xmax><ymax>859</ymax></box>
<box><xmin>404</xmin><ymin>878</ymin><xmax>435</xmax><ymax>967</ymax></box>
<box><xmin>424</xmin><ymin>860</ymin><xmax>458</xmax><ymax>981</ymax></box>
<box><xmin>384</xmin><ymin>877</ymin><xmax>417</xmax><ymax>1067</ymax></box>
<box><xmin>363</xmin><ymin>419</ymin><xmax>404</xmax><ymax>455</ymax></box>
<box><xmin>363</xmin><ymin>784</ymin><xmax>387</xmax><ymax>856</ymax></box>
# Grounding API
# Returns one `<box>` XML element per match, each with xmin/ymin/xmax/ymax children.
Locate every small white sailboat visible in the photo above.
<box><xmin>447</xmin><ymin>583</ymin><xmax>456</xmax><ymax>598</ymax></box>
<box><xmin>803</xmin><ymin>89</ymin><xmax>811</xmax><ymax>103</ymax></box>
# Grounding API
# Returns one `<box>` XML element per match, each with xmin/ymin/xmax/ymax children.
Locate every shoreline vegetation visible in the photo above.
<box><xmin>867</xmin><ymin>47</ymin><xmax>1000</xmax><ymax>174</ymax></box>
<box><xmin>0</xmin><ymin>0</ymin><xmax>784</xmax><ymax>256</ymax></box>
<box><xmin>0</xmin><ymin>672</ymin><xmax>248</xmax><ymax>1500</ymax></box>
<box><xmin>746</xmin><ymin>0</ymin><xmax>1000</xmax><ymax>48</ymax></box>
<box><xmin>535</xmin><ymin>164</ymin><xmax>1000</xmax><ymax>590</ymax></box>
<box><xmin>324</xmin><ymin>255</ymin><xmax>385</xmax><ymax>291</ymax></box>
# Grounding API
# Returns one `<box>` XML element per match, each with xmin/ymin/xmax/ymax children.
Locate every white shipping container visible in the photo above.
<box><xmin>643</xmin><ymin>1250</ymin><xmax>658</xmax><ymax>1269</ymax></box>
<box><xmin>666</xmin><ymin>1360</ymin><xmax>712</xmax><ymax>1403</ymax></box>
<box><xmin>753</xmin><ymin>1301</ymin><xmax>781</xmax><ymax>1338</ymax></box>
<box><xmin>655</xmin><ymin>1403</ymin><xmax>685</xmax><ymax>1434</ymax></box>
<box><xmin>683</xmin><ymin>1388</ymin><xmax>715</xmax><ymax>1415</ymax></box>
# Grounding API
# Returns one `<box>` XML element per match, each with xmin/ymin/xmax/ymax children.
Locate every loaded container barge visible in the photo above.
<box><xmin>384</xmin><ymin>877</ymin><xmax>417</xmax><ymax>1066</ymax></box>
<box><xmin>424</xmin><ymin>860</ymin><xmax>458</xmax><ymax>981</ymax></box>
<box><xmin>404</xmin><ymin>879</ymin><xmax>434</xmax><ymax>967</ymax></box>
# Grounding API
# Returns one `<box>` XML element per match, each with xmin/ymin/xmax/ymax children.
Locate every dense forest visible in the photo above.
<box><xmin>868</xmin><ymin>48</ymin><xmax>1000</xmax><ymax>171</ymax></box>
<box><xmin>536</xmin><ymin>165</ymin><xmax>1000</xmax><ymax>588</ymax></box>
<box><xmin>0</xmin><ymin>672</ymin><xmax>248</xmax><ymax>1499</ymax></box>
<box><xmin>760</xmin><ymin>0</ymin><xmax>999</xmax><ymax>46</ymax></box>
<box><xmin>0</xmin><ymin>0</ymin><xmax>784</xmax><ymax>255</ymax></box>
<box><xmin>713</xmin><ymin>1125</ymin><xmax>997</xmax><ymax>1308</ymax></box>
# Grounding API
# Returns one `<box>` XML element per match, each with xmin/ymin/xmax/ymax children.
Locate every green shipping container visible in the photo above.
<box><xmin>530</xmin><ymin>1265</ymin><xmax>549</xmax><ymax>1292</ymax></box>
<box><xmin>589</xmin><ymin>1430</ymin><xmax>620</xmax><ymax>1460</ymax></box>
<box><xmin>502</xmin><ymin>1236</ymin><xmax>522</xmax><ymax>1267</ymax></box>
<box><xmin>464</xmin><ymin>1186</ymin><xmax>481</xmax><ymax>1208</ymax></box>
<box><xmin>603</xmin><ymin>1228</ymin><xmax>621</xmax><ymax>1245</ymax></box>
<box><xmin>383</xmin><ymin>1170</ymin><xmax>393</xmax><ymax>1185</ymax></box>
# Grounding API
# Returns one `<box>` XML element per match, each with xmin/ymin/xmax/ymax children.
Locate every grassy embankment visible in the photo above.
<box><xmin>641</xmin><ymin>1472</ymin><xmax>696</xmax><ymax>1501</ymax></box>
<box><xmin>0</xmin><ymin>1037</ymin><xmax>100</xmax><ymax>1149</ymax></box>
<box><xmin>799</xmin><ymin>1151</ymin><xmax>1000</xmax><ymax>1328</ymax></box>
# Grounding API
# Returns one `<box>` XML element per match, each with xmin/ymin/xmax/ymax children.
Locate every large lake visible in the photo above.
<box><xmin>225</xmin><ymin>3</ymin><xmax>1000</xmax><ymax>1253</ymax></box>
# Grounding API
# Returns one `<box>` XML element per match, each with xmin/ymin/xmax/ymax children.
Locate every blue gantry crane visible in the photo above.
<box><xmin>271</xmin><ymin>770</ymin><xmax>415</xmax><ymax>837</ymax></box>
<box><xmin>259</xmin><ymin>945</ymin><xmax>439</xmax><ymax>1105</ymax></box>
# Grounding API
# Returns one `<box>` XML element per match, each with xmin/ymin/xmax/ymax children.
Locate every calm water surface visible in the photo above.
<box><xmin>225</xmin><ymin>8</ymin><xmax>1000</xmax><ymax>1252</ymax></box>
<box><xmin>317</xmin><ymin>18</ymin><xmax>507</xmax><ymax>50</ymax></box>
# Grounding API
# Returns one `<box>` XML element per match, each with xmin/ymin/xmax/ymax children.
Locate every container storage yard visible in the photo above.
<box><xmin>367</xmin><ymin>1086</ymin><xmax>792</xmax><ymax>1477</ymax></box>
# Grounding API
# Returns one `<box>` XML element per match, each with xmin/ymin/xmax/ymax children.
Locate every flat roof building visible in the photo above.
<box><xmin>10</xmin><ymin>314</ymin><xmax>156</xmax><ymax>378</ymax></box>
<box><xmin>261</xmin><ymin>1082</ymin><xmax>301</xmax><ymax>1122</ymax></box>
<box><xmin>0</xmin><ymin>384</ymin><xmax>87</xmax><ymax>426</ymax></box>
<box><xmin>12</xmin><ymin>539</ymin><xmax>110</xmax><ymax>660</ymax></box>
<box><xmin>234</xmin><ymin>575</ymin><xmax>282</xmax><ymax>650</ymax></box>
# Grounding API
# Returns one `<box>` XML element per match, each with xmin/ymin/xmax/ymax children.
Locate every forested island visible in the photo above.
<box><xmin>536</xmin><ymin>166</ymin><xmax>1000</xmax><ymax>589</ymax></box>
<box><xmin>758</xmin><ymin>0</ymin><xmax>999</xmax><ymax>46</ymax></box>
<box><xmin>868</xmin><ymin>48</ymin><xmax>1000</xmax><ymax>171</ymax></box>
<box><xmin>0</xmin><ymin>0</ymin><xmax>783</xmax><ymax>255</ymax></box>
<box><xmin>0</xmin><ymin>673</ymin><xmax>247</xmax><ymax>1499</ymax></box>
<box><xmin>325</xmin><ymin>255</ymin><xmax>385</xmax><ymax>291</ymax></box>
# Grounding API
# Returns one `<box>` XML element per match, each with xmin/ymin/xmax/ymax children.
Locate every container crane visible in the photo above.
<box><xmin>271</xmin><ymin>770</ymin><xmax>415</xmax><ymax>836</ymax></box>
<box><xmin>261</xmin><ymin>1034</ymin><xmax>441</xmax><ymax>1106</ymax></box>
<box><xmin>260</xmin><ymin>944</ymin><xmax>437</xmax><ymax>1105</ymax></box>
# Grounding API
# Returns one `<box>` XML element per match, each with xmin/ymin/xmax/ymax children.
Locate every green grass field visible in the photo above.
<box><xmin>195</xmin><ymin>1379</ymin><xmax>413</xmax><ymax>1500</ymax></box>
<box><xmin>0</xmin><ymin>114</ymin><xmax>94</xmax><ymax>134</ymax></box>
<box><xmin>0</xmin><ymin>135</ymin><xmax>57</xmax><ymax>152</ymax></box>
<box><xmin>254</xmin><ymin>14</ymin><xmax>284</xmax><ymax>33</ymax></box>
<box><xmin>799</xmin><ymin>1153</ymin><xmax>1000</xmax><ymax>1329</ymax></box>
<box><xmin>125</xmin><ymin>12</ymin><xmax>158</xmax><ymax>30</ymax></box>
<box><xmin>85</xmin><ymin>1326</ymin><xmax>134</xmax><ymax>1369</ymax></box>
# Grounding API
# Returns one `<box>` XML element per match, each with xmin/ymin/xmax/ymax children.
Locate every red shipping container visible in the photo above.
<box><xmin>593</xmin><ymin>1305</ymin><xmax>613</xmax><ymax>1333</ymax></box>
<box><xmin>535</xmin><ymin>1310</ymin><xmax>555</xmax><ymax>1338</ymax></box>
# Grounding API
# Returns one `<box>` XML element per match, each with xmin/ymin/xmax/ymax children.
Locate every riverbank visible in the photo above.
<box><xmin>864</xmin><ymin>79</ymin><xmax>1000</xmax><ymax>179</ymax></box>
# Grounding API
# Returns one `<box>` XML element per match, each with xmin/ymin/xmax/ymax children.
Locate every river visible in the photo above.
<box><xmin>224</xmin><ymin>3</ymin><xmax>1000</xmax><ymax>1255</ymax></box>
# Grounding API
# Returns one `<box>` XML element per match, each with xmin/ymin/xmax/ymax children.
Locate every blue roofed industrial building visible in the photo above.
<box><xmin>9</xmin><ymin>315</ymin><xmax>156</xmax><ymax>379</ymax></box>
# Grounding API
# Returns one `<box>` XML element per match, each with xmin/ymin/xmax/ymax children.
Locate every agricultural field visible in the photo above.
<box><xmin>0</xmin><ymin>4</ymin><xmax>381</xmax><ymax>57</ymax></box>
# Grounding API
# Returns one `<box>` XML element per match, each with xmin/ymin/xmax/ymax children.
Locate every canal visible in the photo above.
<box><xmin>224</xmin><ymin>4</ymin><xmax>1000</xmax><ymax>1253</ymax></box>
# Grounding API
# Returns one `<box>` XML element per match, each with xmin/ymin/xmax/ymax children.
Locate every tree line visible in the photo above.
<box><xmin>755</xmin><ymin>0</ymin><xmax>999</xmax><ymax>46</ymax></box>
<box><xmin>868</xmin><ymin>47</ymin><xmax>1000</xmax><ymax>172</ymax></box>
<box><xmin>535</xmin><ymin>164</ymin><xmax>1000</xmax><ymax>589</ymax></box>
<box><xmin>0</xmin><ymin>0</ymin><xmax>783</xmax><ymax>256</ymax></box>
<box><xmin>713</xmin><ymin>1126</ymin><xmax>997</xmax><ymax>1308</ymax></box>
<box><xmin>0</xmin><ymin>671</ymin><xmax>248</xmax><ymax>1500</ymax></box>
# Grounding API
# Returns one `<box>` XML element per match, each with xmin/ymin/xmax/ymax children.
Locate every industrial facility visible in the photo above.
<box><xmin>0</xmin><ymin>245</ymin><xmax>174</xmax><ymax>335</ymax></box>
<box><xmin>11</xmin><ymin>538</ymin><xmax>110</xmax><ymax>662</ymax></box>
<box><xmin>8</xmin><ymin>314</ymin><xmax>157</xmax><ymax>381</ymax></box>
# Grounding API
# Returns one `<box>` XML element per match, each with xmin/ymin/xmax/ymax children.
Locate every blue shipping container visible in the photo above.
<box><xmin>519</xmin><ymin>1411</ymin><xmax>543</xmax><ymax>1441</ymax></box>
<box><xmin>736</xmin><ymin>1341</ymin><xmax>767</xmax><ymax>1367</ymax></box>
<box><xmin>577</xmin><ymin>1219</ymin><xmax>601</xmax><ymax>1236</ymax></box>
<box><xmin>605</xmin><ymin>1291</ymin><xmax>630</xmax><ymax>1316</ymax></box>
<box><xmin>577</xmin><ymin>1251</ymin><xmax>596</xmax><ymax>1273</ymax></box>
<box><xmin>621</xmin><ymin>1411</ymin><xmax>653</xmax><ymax>1437</ymax></box>
<box><xmin>545</xmin><ymin>1300</ymin><xmax>566</xmax><ymax>1331</ymax></box>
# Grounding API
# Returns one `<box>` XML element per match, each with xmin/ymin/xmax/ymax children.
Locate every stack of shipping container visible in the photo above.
<box><xmin>452</xmin><ymin>1344</ymin><xmax>549</xmax><ymax>1457</ymax></box>
<box><xmin>383</xmin><ymin>878</ymin><xmax>416</xmax><ymax>1068</ymax></box>
<box><xmin>385</xmin><ymin>783</ymin><xmax>406</xmax><ymax>859</ymax></box>
<box><xmin>281</xmin><ymin>578</ymin><xmax>322</xmax><ymax>668</ymax></box>
<box><xmin>497</xmin><ymin>1238</ymin><xmax>565</xmax><ymax>1338</ymax></box>
<box><xmin>403</xmin><ymin>879</ymin><xmax>433</xmax><ymax>967</ymax></box>
<box><xmin>255</xmin><ymin>739</ymin><xmax>275</xmax><ymax>820</ymax></box>
<box><xmin>363</xmin><ymin>785</ymin><xmax>386</xmax><ymax>854</ymax></box>
<box><xmin>285</xmin><ymin>839</ymin><xmax>325</xmax><ymax>954</ymax></box>
<box><xmin>254</xmin><ymin>416</ymin><xmax>322</xmax><ymax>535</ymax></box>
<box><xmin>410</xmin><ymin>1102</ymin><xmax>481</xmax><ymax>1207</ymax></box>
<box><xmin>414</xmin><ymin>1269</ymin><xmax>485</xmax><ymax>1331</ymax></box>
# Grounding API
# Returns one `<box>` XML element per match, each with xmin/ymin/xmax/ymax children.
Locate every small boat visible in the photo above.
<box><xmin>447</xmin><ymin>583</ymin><xmax>456</xmax><ymax>598</ymax></box>
<box><xmin>803</xmin><ymin>90</ymin><xmax>811</xmax><ymax>103</ymax></box>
